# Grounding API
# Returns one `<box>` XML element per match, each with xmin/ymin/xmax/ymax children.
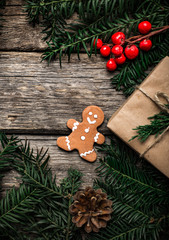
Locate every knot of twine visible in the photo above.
<box><xmin>135</xmin><ymin>86</ymin><xmax>169</xmax><ymax>157</ymax></box>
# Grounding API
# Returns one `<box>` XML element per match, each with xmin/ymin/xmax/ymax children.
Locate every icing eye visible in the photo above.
<box><xmin>89</xmin><ymin>112</ymin><xmax>92</xmax><ymax>116</ymax></box>
<box><xmin>94</xmin><ymin>114</ymin><xmax>98</xmax><ymax>119</ymax></box>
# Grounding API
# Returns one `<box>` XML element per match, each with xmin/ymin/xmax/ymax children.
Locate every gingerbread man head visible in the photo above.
<box><xmin>82</xmin><ymin>106</ymin><xmax>104</xmax><ymax>127</ymax></box>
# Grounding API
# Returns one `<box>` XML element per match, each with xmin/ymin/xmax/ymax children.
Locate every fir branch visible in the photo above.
<box><xmin>24</xmin><ymin>0</ymin><xmax>169</xmax><ymax>95</ymax></box>
<box><xmin>97</xmin><ymin>138</ymin><xmax>169</xmax><ymax>206</ymax></box>
<box><xmin>111</xmin><ymin>32</ymin><xmax>169</xmax><ymax>96</ymax></box>
<box><xmin>0</xmin><ymin>133</ymin><xmax>20</xmax><ymax>191</ymax></box>
<box><xmin>24</xmin><ymin>0</ymin><xmax>169</xmax><ymax>65</ymax></box>
<box><xmin>96</xmin><ymin>139</ymin><xmax>168</xmax><ymax>197</ymax></box>
<box><xmin>87</xmin><ymin>218</ymin><xmax>164</xmax><ymax>240</ymax></box>
<box><xmin>91</xmin><ymin>138</ymin><xmax>169</xmax><ymax>240</ymax></box>
<box><xmin>131</xmin><ymin>110</ymin><xmax>169</xmax><ymax>142</ymax></box>
<box><xmin>0</xmin><ymin>132</ymin><xmax>169</xmax><ymax>239</ymax></box>
<box><xmin>0</xmin><ymin>186</ymin><xmax>39</xmax><ymax>231</ymax></box>
<box><xmin>42</xmin><ymin>9</ymin><xmax>167</xmax><ymax>65</ymax></box>
<box><xmin>25</xmin><ymin>169</ymin><xmax>83</xmax><ymax>240</ymax></box>
<box><xmin>0</xmin><ymin>132</ymin><xmax>83</xmax><ymax>239</ymax></box>
<box><xmin>24</xmin><ymin>0</ymin><xmax>141</xmax><ymax>25</ymax></box>
<box><xmin>65</xmin><ymin>170</ymin><xmax>79</xmax><ymax>240</ymax></box>
<box><xmin>97</xmin><ymin>159</ymin><xmax>168</xmax><ymax>203</ymax></box>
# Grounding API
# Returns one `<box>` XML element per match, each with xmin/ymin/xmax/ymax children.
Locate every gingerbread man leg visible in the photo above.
<box><xmin>78</xmin><ymin>147</ymin><xmax>97</xmax><ymax>162</ymax></box>
<box><xmin>57</xmin><ymin>136</ymin><xmax>74</xmax><ymax>152</ymax></box>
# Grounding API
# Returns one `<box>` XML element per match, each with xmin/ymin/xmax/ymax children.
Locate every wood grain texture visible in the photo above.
<box><xmin>5</xmin><ymin>0</ymin><xmax>23</xmax><ymax>5</ymax></box>
<box><xmin>0</xmin><ymin>4</ymin><xmax>46</xmax><ymax>51</ymax></box>
<box><xmin>0</xmin><ymin>0</ymin><xmax>75</xmax><ymax>51</ymax></box>
<box><xmin>2</xmin><ymin>134</ymin><xmax>105</xmax><ymax>191</ymax></box>
<box><xmin>0</xmin><ymin>0</ymin><xmax>124</xmax><ymax>189</ymax></box>
<box><xmin>0</xmin><ymin>51</ymin><xmax>125</xmax><ymax>134</ymax></box>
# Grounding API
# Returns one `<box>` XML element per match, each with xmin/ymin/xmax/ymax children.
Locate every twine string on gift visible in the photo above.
<box><xmin>154</xmin><ymin>92</ymin><xmax>169</xmax><ymax>114</ymax></box>
<box><xmin>135</xmin><ymin>86</ymin><xmax>169</xmax><ymax>157</ymax></box>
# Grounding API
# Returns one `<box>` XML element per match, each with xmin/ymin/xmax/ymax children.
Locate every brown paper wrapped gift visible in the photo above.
<box><xmin>107</xmin><ymin>56</ymin><xmax>169</xmax><ymax>177</ymax></box>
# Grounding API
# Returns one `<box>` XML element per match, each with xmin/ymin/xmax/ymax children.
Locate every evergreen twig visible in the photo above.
<box><xmin>0</xmin><ymin>132</ymin><xmax>83</xmax><ymax>239</ymax></box>
<box><xmin>0</xmin><ymin>132</ymin><xmax>169</xmax><ymax>239</ymax></box>
<box><xmin>92</xmin><ymin>138</ymin><xmax>169</xmax><ymax>240</ymax></box>
<box><xmin>130</xmin><ymin>110</ymin><xmax>169</xmax><ymax>142</ymax></box>
<box><xmin>23</xmin><ymin>0</ymin><xmax>169</xmax><ymax>95</ymax></box>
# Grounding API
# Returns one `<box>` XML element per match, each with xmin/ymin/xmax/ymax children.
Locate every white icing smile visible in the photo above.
<box><xmin>87</xmin><ymin>117</ymin><xmax>96</xmax><ymax>124</ymax></box>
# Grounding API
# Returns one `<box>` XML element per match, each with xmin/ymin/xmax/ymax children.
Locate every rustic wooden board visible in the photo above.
<box><xmin>0</xmin><ymin>51</ymin><xmax>125</xmax><ymax>134</ymax></box>
<box><xmin>2</xmin><ymin>135</ymin><xmax>104</xmax><ymax>191</ymax></box>
<box><xmin>0</xmin><ymin>0</ymin><xmax>78</xmax><ymax>51</ymax></box>
<box><xmin>5</xmin><ymin>0</ymin><xmax>23</xmax><ymax>5</ymax></box>
<box><xmin>0</xmin><ymin>3</ymin><xmax>46</xmax><ymax>51</ymax></box>
<box><xmin>0</xmin><ymin>0</ymin><xmax>125</xmax><ymax>190</ymax></box>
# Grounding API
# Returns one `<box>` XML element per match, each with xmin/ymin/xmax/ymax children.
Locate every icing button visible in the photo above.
<box><xmin>85</xmin><ymin>128</ymin><xmax>89</xmax><ymax>133</ymax></box>
<box><xmin>81</xmin><ymin>136</ymin><xmax>85</xmax><ymax>141</ymax></box>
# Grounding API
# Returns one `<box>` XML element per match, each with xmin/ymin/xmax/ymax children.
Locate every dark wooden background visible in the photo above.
<box><xmin>0</xmin><ymin>0</ymin><xmax>125</xmax><ymax>189</ymax></box>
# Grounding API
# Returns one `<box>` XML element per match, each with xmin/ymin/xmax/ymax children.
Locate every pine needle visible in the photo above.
<box><xmin>130</xmin><ymin>111</ymin><xmax>169</xmax><ymax>142</ymax></box>
<box><xmin>0</xmin><ymin>133</ymin><xmax>169</xmax><ymax>239</ymax></box>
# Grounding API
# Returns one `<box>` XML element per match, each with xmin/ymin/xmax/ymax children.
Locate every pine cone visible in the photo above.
<box><xmin>69</xmin><ymin>187</ymin><xmax>113</xmax><ymax>233</ymax></box>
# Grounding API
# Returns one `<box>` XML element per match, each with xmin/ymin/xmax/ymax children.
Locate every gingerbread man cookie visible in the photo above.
<box><xmin>57</xmin><ymin>106</ymin><xmax>105</xmax><ymax>162</ymax></box>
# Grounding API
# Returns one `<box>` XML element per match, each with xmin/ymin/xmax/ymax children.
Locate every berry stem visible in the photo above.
<box><xmin>125</xmin><ymin>25</ymin><xmax>169</xmax><ymax>44</ymax></box>
<box><xmin>151</xmin><ymin>25</ymin><xmax>169</xmax><ymax>30</ymax></box>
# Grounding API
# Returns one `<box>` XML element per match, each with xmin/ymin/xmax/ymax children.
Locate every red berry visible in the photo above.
<box><xmin>138</xmin><ymin>21</ymin><xmax>152</xmax><ymax>34</ymax></box>
<box><xmin>115</xmin><ymin>54</ymin><xmax>126</xmax><ymax>65</ymax></box>
<box><xmin>93</xmin><ymin>39</ymin><xmax>103</xmax><ymax>49</ymax></box>
<box><xmin>125</xmin><ymin>45</ymin><xmax>139</xmax><ymax>60</ymax></box>
<box><xmin>111</xmin><ymin>45</ymin><xmax>123</xmax><ymax>57</ymax></box>
<box><xmin>139</xmin><ymin>39</ymin><xmax>152</xmax><ymax>51</ymax></box>
<box><xmin>100</xmin><ymin>45</ymin><xmax>111</xmax><ymax>57</ymax></box>
<box><xmin>111</xmin><ymin>32</ymin><xmax>125</xmax><ymax>45</ymax></box>
<box><xmin>106</xmin><ymin>58</ymin><xmax>117</xmax><ymax>71</ymax></box>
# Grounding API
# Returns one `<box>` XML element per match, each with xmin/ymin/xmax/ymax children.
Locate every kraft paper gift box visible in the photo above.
<box><xmin>107</xmin><ymin>56</ymin><xmax>169</xmax><ymax>177</ymax></box>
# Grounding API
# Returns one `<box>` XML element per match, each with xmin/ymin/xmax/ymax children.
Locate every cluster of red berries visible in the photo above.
<box><xmin>93</xmin><ymin>21</ymin><xmax>153</xmax><ymax>71</ymax></box>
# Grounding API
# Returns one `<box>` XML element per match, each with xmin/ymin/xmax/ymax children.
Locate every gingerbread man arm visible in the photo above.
<box><xmin>94</xmin><ymin>132</ymin><xmax>105</xmax><ymax>145</ymax></box>
<box><xmin>67</xmin><ymin>119</ymin><xmax>80</xmax><ymax>130</ymax></box>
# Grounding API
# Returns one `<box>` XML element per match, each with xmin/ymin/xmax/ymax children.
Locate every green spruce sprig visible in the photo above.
<box><xmin>0</xmin><ymin>132</ymin><xmax>83</xmax><ymax>240</ymax></box>
<box><xmin>111</xmin><ymin>33</ymin><xmax>169</xmax><ymax>96</ymax></box>
<box><xmin>111</xmin><ymin>31</ymin><xmax>169</xmax><ymax>96</ymax></box>
<box><xmin>24</xmin><ymin>0</ymin><xmax>169</xmax><ymax>65</ymax></box>
<box><xmin>0</xmin><ymin>133</ymin><xmax>20</xmax><ymax>192</ymax></box>
<box><xmin>130</xmin><ymin>109</ymin><xmax>169</xmax><ymax>142</ymax></box>
<box><xmin>1</xmin><ymin>132</ymin><xmax>169</xmax><ymax>239</ymax></box>
<box><xmin>92</xmin><ymin>138</ymin><xmax>169</xmax><ymax>240</ymax></box>
<box><xmin>23</xmin><ymin>0</ymin><xmax>169</xmax><ymax>95</ymax></box>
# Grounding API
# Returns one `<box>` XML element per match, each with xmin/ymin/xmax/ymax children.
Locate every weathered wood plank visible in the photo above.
<box><xmin>0</xmin><ymin>1</ymin><xmax>91</xmax><ymax>52</ymax></box>
<box><xmin>0</xmin><ymin>51</ymin><xmax>125</xmax><ymax>134</ymax></box>
<box><xmin>0</xmin><ymin>0</ymin><xmax>79</xmax><ymax>51</ymax></box>
<box><xmin>0</xmin><ymin>0</ymin><xmax>45</xmax><ymax>51</ymax></box>
<box><xmin>0</xmin><ymin>0</ymin><xmax>124</xmax><ymax>193</ymax></box>
<box><xmin>0</xmin><ymin>15</ymin><xmax>45</xmax><ymax>51</ymax></box>
<box><xmin>0</xmin><ymin>1</ymin><xmax>85</xmax><ymax>51</ymax></box>
<box><xmin>5</xmin><ymin>0</ymin><xmax>23</xmax><ymax>5</ymax></box>
<box><xmin>2</xmin><ymin>5</ymin><xmax>27</xmax><ymax>16</ymax></box>
<box><xmin>2</xmin><ymin>134</ymin><xmax>104</xmax><ymax>191</ymax></box>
